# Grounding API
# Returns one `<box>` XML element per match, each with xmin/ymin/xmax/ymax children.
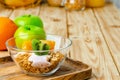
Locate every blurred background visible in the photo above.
<box><xmin>110</xmin><ymin>0</ymin><xmax>120</xmax><ymax>9</ymax></box>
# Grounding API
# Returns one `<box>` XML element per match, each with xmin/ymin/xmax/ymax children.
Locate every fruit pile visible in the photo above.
<box><xmin>12</xmin><ymin>14</ymin><xmax>56</xmax><ymax>52</ymax></box>
<box><xmin>5</xmin><ymin>14</ymin><xmax>64</xmax><ymax>74</ymax></box>
<box><xmin>0</xmin><ymin>14</ymin><xmax>46</xmax><ymax>51</ymax></box>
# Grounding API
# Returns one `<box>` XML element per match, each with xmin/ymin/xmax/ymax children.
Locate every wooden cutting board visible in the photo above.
<box><xmin>0</xmin><ymin>55</ymin><xmax>92</xmax><ymax>80</ymax></box>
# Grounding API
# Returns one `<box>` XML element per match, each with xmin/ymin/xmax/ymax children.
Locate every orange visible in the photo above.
<box><xmin>22</xmin><ymin>40</ymin><xmax>32</xmax><ymax>50</ymax></box>
<box><xmin>40</xmin><ymin>40</ymin><xmax>55</xmax><ymax>50</ymax></box>
<box><xmin>0</xmin><ymin>17</ymin><xmax>18</xmax><ymax>50</ymax></box>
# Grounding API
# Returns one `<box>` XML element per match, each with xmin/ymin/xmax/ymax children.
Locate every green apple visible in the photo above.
<box><xmin>14</xmin><ymin>14</ymin><xmax>43</xmax><ymax>28</ymax></box>
<box><xmin>14</xmin><ymin>25</ymin><xmax>46</xmax><ymax>49</ymax></box>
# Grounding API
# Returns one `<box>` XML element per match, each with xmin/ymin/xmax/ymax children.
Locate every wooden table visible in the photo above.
<box><xmin>0</xmin><ymin>3</ymin><xmax>120</xmax><ymax>80</ymax></box>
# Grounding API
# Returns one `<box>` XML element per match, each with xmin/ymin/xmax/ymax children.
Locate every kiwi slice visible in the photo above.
<box><xmin>32</xmin><ymin>39</ymin><xmax>50</xmax><ymax>56</ymax></box>
<box><xmin>32</xmin><ymin>39</ymin><xmax>40</xmax><ymax>50</ymax></box>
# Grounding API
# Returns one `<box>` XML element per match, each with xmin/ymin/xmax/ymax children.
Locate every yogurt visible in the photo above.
<box><xmin>28</xmin><ymin>53</ymin><xmax>51</xmax><ymax>68</ymax></box>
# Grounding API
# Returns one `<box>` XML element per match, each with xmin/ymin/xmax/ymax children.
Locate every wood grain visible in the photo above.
<box><xmin>93</xmin><ymin>3</ymin><xmax>120</xmax><ymax>75</ymax></box>
<box><xmin>0</xmin><ymin>3</ymin><xmax>12</xmax><ymax>17</ymax></box>
<box><xmin>0</xmin><ymin>2</ymin><xmax>120</xmax><ymax>80</ymax></box>
<box><xmin>9</xmin><ymin>5</ymin><xmax>40</xmax><ymax>20</ymax></box>
<box><xmin>39</xmin><ymin>4</ymin><xmax>67</xmax><ymax>37</ymax></box>
<box><xmin>67</xmin><ymin>7</ymin><xmax>119</xmax><ymax>79</ymax></box>
<box><xmin>0</xmin><ymin>51</ymin><xmax>9</xmax><ymax>58</ymax></box>
<box><xmin>0</xmin><ymin>58</ymin><xmax>91</xmax><ymax>80</ymax></box>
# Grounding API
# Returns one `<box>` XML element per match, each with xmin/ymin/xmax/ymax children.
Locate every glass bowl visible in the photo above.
<box><xmin>5</xmin><ymin>34</ymin><xmax>72</xmax><ymax>76</ymax></box>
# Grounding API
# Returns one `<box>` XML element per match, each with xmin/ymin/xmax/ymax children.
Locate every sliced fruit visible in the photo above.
<box><xmin>32</xmin><ymin>39</ymin><xmax>40</xmax><ymax>50</ymax></box>
<box><xmin>22</xmin><ymin>40</ymin><xmax>32</xmax><ymax>50</ymax></box>
<box><xmin>40</xmin><ymin>40</ymin><xmax>55</xmax><ymax>50</ymax></box>
<box><xmin>32</xmin><ymin>39</ymin><xmax>50</xmax><ymax>56</ymax></box>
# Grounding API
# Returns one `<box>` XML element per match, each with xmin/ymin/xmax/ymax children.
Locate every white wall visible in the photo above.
<box><xmin>107</xmin><ymin>0</ymin><xmax>120</xmax><ymax>8</ymax></box>
<box><xmin>113</xmin><ymin>0</ymin><xmax>120</xmax><ymax>8</ymax></box>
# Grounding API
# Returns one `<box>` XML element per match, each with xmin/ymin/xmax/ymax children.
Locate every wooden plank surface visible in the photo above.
<box><xmin>0</xmin><ymin>51</ymin><xmax>9</xmax><ymax>58</ymax></box>
<box><xmin>0</xmin><ymin>58</ymin><xmax>92</xmax><ymax>80</ymax></box>
<box><xmin>0</xmin><ymin>3</ymin><xmax>12</xmax><ymax>17</ymax></box>
<box><xmin>93</xmin><ymin>3</ymin><xmax>120</xmax><ymax>75</ymax></box>
<box><xmin>10</xmin><ymin>6</ymin><xmax>40</xmax><ymax>20</ymax></box>
<box><xmin>39</xmin><ymin>4</ymin><xmax>67</xmax><ymax>37</ymax></box>
<box><xmin>0</xmin><ymin>3</ymin><xmax>120</xmax><ymax>80</ymax></box>
<box><xmin>67</xmin><ymin>7</ymin><xmax>119</xmax><ymax>79</ymax></box>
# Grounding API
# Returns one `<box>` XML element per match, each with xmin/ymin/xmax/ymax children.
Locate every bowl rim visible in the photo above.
<box><xmin>5</xmin><ymin>34</ymin><xmax>72</xmax><ymax>52</ymax></box>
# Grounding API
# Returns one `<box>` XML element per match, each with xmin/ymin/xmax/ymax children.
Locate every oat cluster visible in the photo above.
<box><xmin>15</xmin><ymin>52</ymin><xmax>64</xmax><ymax>73</ymax></box>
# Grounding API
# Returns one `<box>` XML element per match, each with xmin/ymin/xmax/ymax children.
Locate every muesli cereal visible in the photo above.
<box><xmin>14</xmin><ymin>52</ymin><xmax>64</xmax><ymax>73</ymax></box>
